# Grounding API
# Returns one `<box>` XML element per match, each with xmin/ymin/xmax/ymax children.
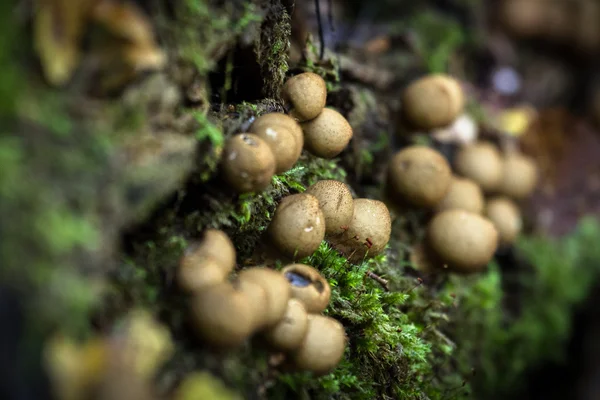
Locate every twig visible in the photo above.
<box><xmin>366</xmin><ymin>271</ymin><xmax>389</xmax><ymax>291</ymax></box>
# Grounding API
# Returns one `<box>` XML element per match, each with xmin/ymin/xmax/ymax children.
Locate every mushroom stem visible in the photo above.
<box><xmin>365</xmin><ymin>271</ymin><xmax>389</xmax><ymax>291</ymax></box>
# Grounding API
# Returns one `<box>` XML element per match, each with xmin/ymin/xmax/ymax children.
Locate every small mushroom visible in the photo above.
<box><xmin>290</xmin><ymin>314</ymin><xmax>346</xmax><ymax>375</ymax></box>
<box><xmin>305</xmin><ymin>180</ymin><xmax>354</xmax><ymax>235</ymax></box>
<box><xmin>301</xmin><ymin>108</ymin><xmax>353</xmax><ymax>159</ymax></box>
<box><xmin>282</xmin><ymin>72</ymin><xmax>327</xmax><ymax>121</ymax></box>
<box><xmin>249</xmin><ymin>120</ymin><xmax>301</xmax><ymax>174</ymax></box>
<box><xmin>386</xmin><ymin>146</ymin><xmax>452</xmax><ymax>209</ymax></box>
<box><xmin>250</xmin><ymin>113</ymin><xmax>304</xmax><ymax>160</ymax></box>
<box><xmin>189</xmin><ymin>282</ymin><xmax>254</xmax><ymax>347</ymax></box>
<box><xmin>282</xmin><ymin>264</ymin><xmax>331</xmax><ymax>313</ymax></box>
<box><xmin>426</xmin><ymin>209</ymin><xmax>498</xmax><ymax>274</ymax></box>
<box><xmin>485</xmin><ymin>197</ymin><xmax>522</xmax><ymax>245</ymax></box>
<box><xmin>221</xmin><ymin>133</ymin><xmax>276</xmax><ymax>193</ymax></box>
<box><xmin>194</xmin><ymin>229</ymin><xmax>236</xmax><ymax>272</ymax></box>
<box><xmin>330</xmin><ymin>198</ymin><xmax>392</xmax><ymax>263</ymax></box>
<box><xmin>401</xmin><ymin>74</ymin><xmax>464</xmax><ymax>130</ymax></box>
<box><xmin>435</xmin><ymin>176</ymin><xmax>485</xmax><ymax>214</ymax></box>
<box><xmin>267</xmin><ymin>193</ymin><xmax>326</xmax><ymax>259</ymax></box>
<box><xmin>498</xmin><ymin>152</ymin><xmax>538</xmax><ymax>199</ymax></box>
<box><xmin>261</xmin><ymin>298</ymin><xmax>309</xmax><ymax>351</ymax></box>
<box><xmin>177</xmin><ymin>255</ymin><xmax>227</xmax><ymax>293</ymax></box>
<box><xmin>454</xmin><ymin>142</ymin><xmax>503</xmax><ymax>193</ymax></box>
<box><xmin>237</xmin><ymin>267</ymin><xmax>291</xmax><ymax>327</ymax></box>
<box><xmin>235</xmin><ymin>276</ymin><xmax>269</xmax><ymax>331</ymax></box>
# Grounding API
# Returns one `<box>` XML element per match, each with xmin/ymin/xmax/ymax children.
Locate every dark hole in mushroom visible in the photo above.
<box><xmin>284</xmin><ymin>271</ymin><xmax>312</xmax><ymax>287</ymax></box>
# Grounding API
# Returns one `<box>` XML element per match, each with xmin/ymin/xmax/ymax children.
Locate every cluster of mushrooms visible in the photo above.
<box><xmin>177</xmin><ymin>229</ymin><xmax>347</xmax><ymax>375</ymax></box>
<box><xmin>262</xmin><ymin>179</ymin><xmax>392</xmax><ymax>264</ymax></box>
<box><xmin>391</xmin><ymin>73</ymin><xmax>539</xmax><ymax>274</ymax></box>
<box><xmin>220</xmin><ymin>72</ymin><xmax>354</xmax><ymax>194</ymax></box>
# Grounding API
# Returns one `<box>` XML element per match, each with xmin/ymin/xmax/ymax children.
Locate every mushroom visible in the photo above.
<box><xmin>454</xmin><ymin>142</ymin><xmax>503</xmax><ymax>193</ymax></box>
<box><xmin>282</xmin><ymin>72</ymin><xmax>327</xmax><ymax>121</ymax></box>
<box><xmin>290</xmin><ymin>314</ymin><xmax>346</xmax><ymax>375</ymax></box>
<box><xmin>261</xmin><ymin>298</ymin><xmax>309</xmax><ymax>351</ymax></box>
<box><xmin>401</xmin><ymin>74</ymin><xmax>464</xmax><ymax>130</ymax></box>
<box><xmin>330</xmin><ymin>198</ymin><xmax>392</xmax><ymax>263</ymax></box>
<box><xmin>221</xmin><ymin>133</ymin><xmax>276</xmax><ymax>193</ymax></box>
<box><xmin>386</xmin><ymin>145</ymin><xmax>452</xmax><ymax>208</ymax></box>
<box><xmin>235</xmin><ymin>275</ymin><xmax>269</xmax><ymax>331</ymax></box>
<box><xmin>194</xmin><ymin>229</ymin><xmax>236</xmax><ymax>272</ymax></box>
<box><xmin>431</xmin><ymin>113</ymin><xmax>478</xmax><ymax>145</ymax></box>
<box><xmin>250</xmin><ymin>113</ymin><xmax>304</xmax><ymax>160</ymax></box>
<box><xmin>435</xmin><ymin>176</ymin><xmax>485</xmax><ymax>214</ymax></box>
<box><xmin>300</xmin><ymin>108</ymin><xmax>353</xmax><ymax>159</ymax></box>
<box><xmin>305</xmin><ymin>180</ymin><xmax>354</xmax><ymax>235</ymax></box>
<box><xmin>267</xmin><ymin>193</ymin><xmax>326</xmax><ymax>259</ymax></box>
<box><xmin>485</xmin><ymin>197</ymin><xmax>522</xmax><ymax>246</ymax></box>
<box><xmin>498</xmin><ymin>152</ymin><xmax>538</xmax><ymax>199</ymax></box>
<box><xmin>249</xmin><ymin>118</ymin><xmax>302</xmax><ymax>174</ymax></box>
<box><xmin>177</xmin><ymin>255</ymin><xmax>228</xmax><ymax>293</ymax></box>
<box><xmin>282</xmin><ymin>264</ymin><xmax>331</xmax><ymax>313</ymax></box>
<box><xmin>189</xmin><ymin>282</ymin><xmax>254</xmax><ymax>347</ymax></box>
<box><xmin>426</xmin><ymin>209</ymin><xmax>498</xmax><ymax>274</ymax></box>
<box><xmin>237</xmin><ymin>267</ymin><xmax>291</xmax><ymax>327</ymax></box>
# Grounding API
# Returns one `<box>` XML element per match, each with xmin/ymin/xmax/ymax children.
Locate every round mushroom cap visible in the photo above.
<box><xmin>435</xmin><ymin>176</ymin><xmax>485</xmax><ymax>214</ymax></box>
<box><xmin>305</xmin><ymin>180</ymin><xmax>354</xmax><ymax>235</ymax></box>
<box><xmin>485</xmin><ymin>197</ymin><xmax>522</xmax><ymax>245</ymax></box>
<box><xmin>177</xmin><ymin>255</ymin><xmax>227</xmax><ymax>293</ymax></box>
<box><xmin>267</xmin><ymin>193</ymin><xmax>326</xmax><ymax>259</ymax></box>
<box><xmin>283</xmin><ymin>72</ymin><xmax>327</xmax><ymax>122</ymax></box>
<box><xmin>454</xmin><ymin>142</ymin><xmax>503</xmax><ymax>193</ymax></box>
<box><xmin>401</xmin><ymin>74</ymin><xmax>464</xmax><ymax>130</ymax></box>
<box><xmin>426</xmin><ymin>209</ymin><xmax>499</xmax><ymax>274</ymax></box>
<box><xmin>250</xmin><ymin>113</ymin><xmax>304</xmax><ymax>160</ymax></box>
<box><xmin>194</xmin><ymin>229</ymin><xmax>237</xmax><ymax>272</ymax></box>
<box><xmin>235</xmin><ymin>276</ymin><xmax>269</xmax><ymax>331</ymax></box>
<box><xmin>189</xmin><ymin>283</ymin><xmax>254</xmax><ymax>347</ymax></box>
<box><xmin>290</xmin><ymin>314</ymin><xmax>346</xmax><ymax>375</ymax></box>
<box><xmin>330</xmin><ymin>199</ymin><xmax>392</xmax><ymax>263</ymax></box>
<box><xmin>301</xmin><ymin>108</ymin><xmax>353</xmax><ymax>159</ymax></box>
<box><xmin>261</xmin><ymin>298</ymin><xmax>309</xmax><ymax>351</ymax></box>
<box><xmin>237</xmin><ymin>267</ymin><xmax>291</xmax><ymax>327</ymax></box>
<box><xmin>282</xmin><ymin>264</ymin><xmax>331</xmax><ymax>313</ymax></box>
<box><xmin>221</xmin><ymin>133</ymin><xmax>276</xmax><ymax>193</ymax></box>
<box><xmin>498</xmin><ymin>152</ymin><xmax>538</xmax><ymax>199</ymax></box>
<box><xmin>386</xmin><ymin>146</ymin><xmax>452</xmax><ymax>208</ymax></box>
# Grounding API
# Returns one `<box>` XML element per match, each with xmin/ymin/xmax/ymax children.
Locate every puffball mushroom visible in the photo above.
<box><xmin>249</xmin><ymin>118</ymin><xmax>302</xmax><ymax>174</ymax></box>
<box><xmin>454</xmin><ymin>142</ymin><xmax>503</xmax><ymax>193</ymax></box>
<box><xmin>386</xmin><ymin>146</ymin><xmax>452</xmax><ymax>208</ymax></box>
<box><xmin>282</xmin><ymin>264</ymin><xmax>331</xmax><ymax>313</ymax></box>
<box><xmin>427</xmin><ymin>209</ymin><xmax>498</xmax><ymax>274</ymax></box>
<box><xmin>401</xmin><ymin>74</ymin><xmax>465</xmax><ymax>130</ymax></box>
<box><xmin>194</xmin><ymin>229</ymin><xmax>236</xmax><ymax>272</ymax></box>
<box><xmin>282</xmin><ymin>72</ymin><xmax>327</xmax><ymax>121</ymax></box>
<box><xmin>189</xmin><ymin>283</ymin><xmax>254</xmax><ymax>347</ymax></box>
<box><xmin>267</xmin><ymin>193</ymin><xmax>326</xmax><ymax>259</ymax></box>
<box><xmin>261</xmin><ymin>298</ymin><xmax>309</xmax><ymax>351</ymax></box>
<box><xmin>221</xmin><ymin>133</ymin><xmax>276</xmax><ymax>194</ymax></box>
<box><xmin>290</xmin><ymin>314</ymin><xmax>346</xmax><ymax>375</ymax></box>
<box><xmin>250</xmin><ymin>112</ymin><xmax>304</xmax><ymax>160</ymax></box>
<box><xmin>301</xmin><ymin>108</ymin><xmax>353</xmax><ymax>159</ymax></box>
<box><xmin>498</xmin><ymin>152</ymin><xmax>538</xmax><ymax>199</ymax></box>
<box><xmin>435</xmin><ymin>176</ymin><xmax>485</xmax><ymax>214</ymax></box>
<box><xmin>485</xmin><ymin>197</ymin><xmax>523</xmax><ymax>245</ymax></box>
<box><xmin>235</xmin><ymin>276</ymin><xmax>269</xmax><ymax>331</ymax></box>
<box><xmin>330</xmin><ymin>198</ymin><xmax>392</xmax><ymax>263</ymax></box>
<box><xmin>305</xmin><ymin>180</ymin><xmax>354</xmax><ymax>235</ymax></box>
<box><xmin>177</xmin><ymin>255</ymin><xmax>228</xmax><ymax>293</ymax></box>
<box><xmin>237</xmin><ymin>267</ymin><xmax>291</xmax><ymax>328</ymax></box>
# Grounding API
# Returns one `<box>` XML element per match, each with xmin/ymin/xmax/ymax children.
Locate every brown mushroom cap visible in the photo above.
<box><xmin>189</xmin><ymin>283</ymin><xmax>254</xmax><ymax>347</ymax></box>
<box><xmin>435</xmin><ymin>176</ymin><xmax>485</xmax><ymax>214</ymax></box>
<box><xmin>386</xmin><ymin>146</ymin><xmax>452</xmax><ymax>208</ymax></box>
<box><xmin>282</xmin><ymin>264</ymin><xmax>331</xmax><ymax>313</ymax></box>
<box><xmin>498</xmin><ymin>152</ymin><xmax>538</xmax><ymax>199</ymax></box>
<box><xmin>235</xmin><ymin>276</ymin><xmax>269</xmax><ymax>331</ymax></box>
<box><xmin>261</xmin><ymin>298</ymin><xmax>309</xmax><ymax>351</ymax></box>
<box><xmin>250</xmin><ymin>113</ymin><xmax>304</xmax><ymax>160</ymax></box>
<box><xmin>301</xmin><ymin>108</ymin><xmax>353</xmax><ymax>159</ymax></box>
<box><xmin>426</xmin><ymin>209</ymin><xmax>498</xmax><ymax>274</ymax></box>
<box><xmin>290</xmin><ymin>314</ymin><xmax>346</xmax><ymax>375</ymax></box>
<box><xmin>267</xmin><ymin>193</ymin><xmax>326</xmax><ymax>259</ymax></box>
<box><xmin>195</xmin><ymin>229</ymin><xmax>237</xmax><ymax>272</ymax></box>
<box><xmin>221</xmin><ymin>133</ymin><xmax>276</xmax><ymax>193</ymax></box>
<box><xmin>305</xmin><ymin>180</ymin><xmax>354</xmax><ymax>235</ymax></box>
<box><xmin>330</xmin><ymin>198</ymin><xmax>392</xmax><ymax>263</ymax></box>
<box><xmin>401</xmin><ymin>74</ymin><xmax>464</xmax><ymax>130</ymax></box>
<box><xmin>177</xmin><ymin>255</ymin><xmax>227</xmax><ymax>293</ymax></box>
<box><xmin>454</xmin><ymin>142</ymin><xmax>503</xmax><ymax>193</ymax></box>
<box><xmin>237</xmin><ymin>267</ymin><xmax>291</xmax><ymax>327</ymax></box>
<box><xmin>283</xmin><ymin>72</ymin><xmax>327</xmax><ymax>122</ymax></box>
<box><xmin>485</xmin><ymin>197</ymin><xmax>522</xmax><ymax>245</ymax></box>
